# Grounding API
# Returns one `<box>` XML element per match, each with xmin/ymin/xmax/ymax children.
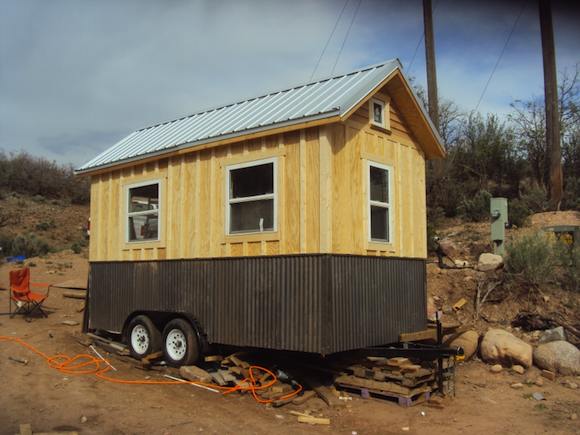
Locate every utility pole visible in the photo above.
<box><xmin>539</xmin><ymin>0</ymin><xmax>563</xmax><ymax>209</ymax></box>
<box><xmin>423</xmin><ymin>0</ymin><xmax>439</xmax><ymax>130</ymax></box>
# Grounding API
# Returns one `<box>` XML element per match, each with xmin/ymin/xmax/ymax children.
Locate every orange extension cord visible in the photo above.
<box><xmin>0</xmin><ymin>335</ymin><xmax>302</xmax><ymax>404</ymax></box>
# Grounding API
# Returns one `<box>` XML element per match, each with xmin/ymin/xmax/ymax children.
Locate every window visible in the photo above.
<box><xmin>367</xmin><ymin>162</ymin><xmax>392</xmax><ymax>243</ymax></box>
<box><xmin>127</xmin><ymin>181</ymin><xmax>160</xmax><ymax>242</ymax></box>
<box><xmin>369</xmin><ymin>97</ymin><xmax>389</xmax><ymax>129</ymax></box>
<box><xmin>226</xmin><ymin>158</ymin><xmax>277</xmax><ymax>234</ymax></box>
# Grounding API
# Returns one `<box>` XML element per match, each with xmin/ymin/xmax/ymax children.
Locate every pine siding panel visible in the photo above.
<box><xmin>305</xmin><ymin>127</ymin><xmax>320</xmax><ymax>253</ymax></box>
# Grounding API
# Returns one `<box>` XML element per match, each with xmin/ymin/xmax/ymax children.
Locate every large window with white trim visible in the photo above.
<box><xmin>368</xmin><ymin>162</ymin><xmax>392</xmax><ymax>243</ymax></box>
<box><xmin>126</xmin><ymin>181</ymin><xmax>160</xmax><ymax>242</ymax></box>
<box><xmin>226</xmin><ymin>158</ymin><xmax>277</xmax><ymax>234</ymax></box>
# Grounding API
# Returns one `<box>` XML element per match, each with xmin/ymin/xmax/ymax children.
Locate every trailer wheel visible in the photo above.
<box><xmin>162</xmin><ymin>318</ymin><xmax>200</xmax><ymax>367</ymax></box>
<box><xmin>127</xmin><ymin>315</ymin><xmax>162</xmax><ymax>359</ymax></box>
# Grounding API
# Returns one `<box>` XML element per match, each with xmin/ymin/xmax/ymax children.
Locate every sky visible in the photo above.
<box><xmin>0</xmin><ymin>0</ymin><xmax>579</xmax><ymax>167</ymax></box>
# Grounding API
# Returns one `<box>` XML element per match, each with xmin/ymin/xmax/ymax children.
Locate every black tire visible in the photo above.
<box><xmin>162</xmin><ymin>318</ymin><xmax>200</xmax><ymax>367</ymax></box>
<box><xmin>127</xmin><ymin>315</ymin><xmax>162</xmax><ymax>359</ymax></box>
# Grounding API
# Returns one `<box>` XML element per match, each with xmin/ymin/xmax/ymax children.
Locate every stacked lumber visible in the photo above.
<box><xmin>335</xmin><ymin>357</ymin><xmax>435</xmax><ymax>406</ymax></box>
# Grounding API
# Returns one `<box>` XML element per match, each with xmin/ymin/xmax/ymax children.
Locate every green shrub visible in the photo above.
<box><xmin>0</xmin><ymin>232</ymin><xmax>13</xmax><ymax>257</ymax></box>
<box><xmin>508</xmin><ymin>198</ymin><xmax>531</xmax><ymax>227</ymax></box>
<box><xmin>35</xmin><ymin>219</ymin><xmax>55</xmax><ymax>231</ymax></box>
<box><xmin>555</xmin><ymin>242</ymin><xmax>580</xmax><ymax>292</ymax></box>
<box><xmin>10</xmin><ymin>233</ymin><xmax>52</xmax><ymax>258</ymax></box>
<box><xmin>505</xmin><ymin>232</ymin><xmax>558</xmax><ymax>286</ymax></box>
<box><xmin>459</xmin><ymin>190</ymin><xmax>492</xmax><ymax>221</ymax></box>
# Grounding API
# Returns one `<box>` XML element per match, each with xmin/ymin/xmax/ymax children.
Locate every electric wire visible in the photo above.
<box><xmin>331</xmin><ymin>0</ymin><xmax>363</xmax><ymax>75</ymax></box>
<box><xmin>473</xmin><ymin>0</ymin><xmax>527</xmax><ymax>113</ymax></box>
<box><xmin>309</xmin><ymin>0</ymin><xmax>350</xmax><ymax>81</ymax></box>
<box><xmin>0</xmin><ymin>335</ymin><xmax>303</xmax><ymax>404</ymax></box>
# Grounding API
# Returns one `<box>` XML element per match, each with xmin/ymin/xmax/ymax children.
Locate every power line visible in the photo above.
<box><xmin>474</xmin><ymin>0</ymin><xmax>527</xmax><ymax>113</ymax></box>
<box><xmin>309</xmin><ymin>0</ymin><xmax>350</xmax><ymax>81</ymax></box>
<box><xmin>331</xmin><ymin>0</ymin><xmax>363</xmax><ymax>75</ymax></box>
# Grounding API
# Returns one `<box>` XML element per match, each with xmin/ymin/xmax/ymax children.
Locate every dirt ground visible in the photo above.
<box><xmin>0</xmin><ymin>252</ymin><xmax>579</xmax><ymax>435</ymax></box>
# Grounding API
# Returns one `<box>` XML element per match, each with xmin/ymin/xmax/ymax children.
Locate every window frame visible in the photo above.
<box><xmin>125</xmin><ymin>179</ymin><xmax>162</xmax><ymax>244</ymax></box>
<box><xmin>225</xmin><ymin>157</ymin><xmax>278</xmax><ymax>236</ymax></box>
<box><xmin>366</xmin><ymin>161</ymin><xmax>393</xmax><ymax>244</ymax></box>
<box><xmin>369</xmin><ymin>97</ymin><xmax>386</xmax><ymax>128</ymax></box>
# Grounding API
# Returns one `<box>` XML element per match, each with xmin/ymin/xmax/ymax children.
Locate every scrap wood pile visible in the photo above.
<box><xmin>336</xmin><ymin>356</ymin><xmax>439</xmax><ymax>407</ymax></box>
<box><xmin>83</xmin><ymin>333</ymin><xmax>448</xmax><ymax>411</ymax></box>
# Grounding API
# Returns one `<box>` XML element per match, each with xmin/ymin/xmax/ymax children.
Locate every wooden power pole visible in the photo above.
<box><xmin>423</xmin><ymin>0</ymin><xmax>439</xmax><ymax>130</ymax></box>
<box><xmin>539</xmin><ymin>0</ymin><xmax>563</xmax><ymax>209</ymax></box>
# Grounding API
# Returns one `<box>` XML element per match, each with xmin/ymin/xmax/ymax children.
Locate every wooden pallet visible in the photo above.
<box><xmin>336</xmin><ymin>383</ymin><xmax>431</xmax><ymax>407</ymax></box>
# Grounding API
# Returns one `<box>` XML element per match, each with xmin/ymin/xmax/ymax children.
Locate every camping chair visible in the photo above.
<box><xmin>9</xmin><ymin>268</ymin><xmax>50</xmax><ymax>319</ymax></box>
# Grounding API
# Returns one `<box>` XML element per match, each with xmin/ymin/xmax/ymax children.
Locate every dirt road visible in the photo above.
<box><xmin>1</xmin><ymin>253</ymin><xmax>578</xmax><ymax>434</ymax></box>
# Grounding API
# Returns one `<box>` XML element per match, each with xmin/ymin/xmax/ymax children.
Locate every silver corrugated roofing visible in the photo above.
<box><xmin>77</xmin><ymin>59</ymin><xmax>405</xmax><ymax>173</ymax></box>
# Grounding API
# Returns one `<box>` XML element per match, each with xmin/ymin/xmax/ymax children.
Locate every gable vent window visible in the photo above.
<box><xmin>127</xmin><ymin>181</ymin><xmax>160</xmax><ymax>242</ymax></box>
<box><xmin>369</xmin><ymin>97</ymin><xmax>390</xmax><ymax>130</ymax></box>
<box><xmin>367</xmin><ymin>162</ymin><xmax>392</xmax><ymax>243</ymax></box>
<box><xmin>226</xmin><ymin>158</ymin><xmax>277</xmax><ymax>234</ymax></box>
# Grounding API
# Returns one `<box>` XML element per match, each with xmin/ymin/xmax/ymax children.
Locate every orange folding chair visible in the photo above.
<box><xmin>9</xmin><ymin>268</ymin><xmax>51</xmax><ymax>318</ymax></box>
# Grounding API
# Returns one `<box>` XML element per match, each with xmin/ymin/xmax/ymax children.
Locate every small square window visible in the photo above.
<box><xmin>369</xmin><ymin>97</ymin><xmax>389</xmax><ymax>129</ymax></box>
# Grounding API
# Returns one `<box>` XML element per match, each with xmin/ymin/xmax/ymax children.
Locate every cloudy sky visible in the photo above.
<box><xmin>1</xmin><ymin>0</ymin><xmax>579</xmax><ymax>166</ymax></box>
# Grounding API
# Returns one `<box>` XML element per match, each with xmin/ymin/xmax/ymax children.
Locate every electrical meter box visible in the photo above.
<box><xmin>490</xmin><ymin>197</ymin><xmax>508</xmax><ymax>255</ymax></box>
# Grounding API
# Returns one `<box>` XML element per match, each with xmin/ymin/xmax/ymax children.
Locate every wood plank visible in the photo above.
<box><xmin>335</xmin><ymin>375</ymin><xmax>431</xmax><ymax>397</ymax></box>
<box><xmin>399</xmin><ymin>329</ymin><xmax>437</xmax><ymax>342</ymax></box>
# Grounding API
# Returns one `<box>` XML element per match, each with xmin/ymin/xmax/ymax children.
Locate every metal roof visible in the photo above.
<box><xmin>77</xmin><ymin>59</ymin><xmax>411</xmax><ymax>173</ymax></box>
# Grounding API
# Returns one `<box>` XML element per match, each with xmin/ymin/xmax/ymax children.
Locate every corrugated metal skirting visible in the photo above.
<box><xmin>88</xmin><ymin>255</ymin><xmax>426</xmax><ymax>354</ymax></box>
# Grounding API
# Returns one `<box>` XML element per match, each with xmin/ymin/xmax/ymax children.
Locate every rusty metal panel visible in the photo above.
<box><xmin>88</xmin><ymin>255</ymin><xmax>425</xmax><ymax>354</ymax></box>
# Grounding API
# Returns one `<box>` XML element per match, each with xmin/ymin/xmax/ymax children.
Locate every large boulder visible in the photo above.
<box><xmin>438</xmin><ymin>238</ymin><xmax>459</xmax><ymax>259</ymax></box>
<box><xmin>533</xmin><ymin>340</ymin><xmax>580</xmax><ymax>375</ymax></box>
<box><xmin>477</xmin><ymin>253</ymin><xmax>503</xmax><ymax>272</ymax></box>
<box><xmin>446</xmin><ymin>330</ymin><xmax>479</xmax><ymax>360</ymax></box>
<box><xmin>480</xmin><ymin>328</ymin><xmax>533</xmax><ymax>368</ymax></box>
<box><xmin>538</xmin><ymin>326</ymin><xmax>567</xmax><ymax>344</ymax></box>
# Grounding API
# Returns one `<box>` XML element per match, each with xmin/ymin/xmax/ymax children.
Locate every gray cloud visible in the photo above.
<box><xmin>0</xmin><ymin>0</ymin><xmax>578</xmax><ymax>166</ymax></box>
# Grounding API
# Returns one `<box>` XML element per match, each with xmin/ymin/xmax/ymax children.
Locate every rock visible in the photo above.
<box><xmin>490</xmin><ymin>364</ymin><xmax>503</xmax><ymax>373</ymax></box>
<box><xmin>454</xmin><ymin>259</ymin><xmax>470</xmax><ymax>268</ymax></box>
<box><xmin>480</xmin><ymin>329</ymin><xmax>533</xmax><ymax>368</ymax></box>
<box><xmin>438</xmin><ymin>238</ymin><xmax>459</xmax><ymax>259</ymax></box>
<box><xmin>532</xmin><ymin>392</ymin><xmax>545</xmax><ymax>401</ymax></box>
<box><xmin>571</xmin><ymin>413</ymin><xmax>578</xmax><ymax>421</ymax></box>
<box><xmin>477</xmin><ymin>253</ymin><xmax>503</xmax><ymax>272</ymax></box>
<box><xmin>538</xmin><ymin>326</ymin><xmax>567</xmax><ymax>344</ymax></box>
<box><xmin>510</xmin><ymin>383</ymin><xmax>524</xmax><ymax>389</ymax></box>
<box><xmin>427</xmin><ymin>296</ymin><xmax>437</xmax><ymax>322</ymax></box>
<box><xmin>511</xmin><ymin>365</ymin><xmax>525</xmax><ymax>375</ymax></box>
<box><xmin>533</xmin><ymin>341</ymin><xmax>580</xmax><ymax>375</ymax></box>
<box><xmin>446</xmin><ymin>330</ymin><xmax>479</xmax><ymax>360</ymax></box>
<box><xmin>61</xmin><ymin>320</ymin><xmax>80</xmax><ymax>326</ymax></box>
<box><xmin>179</xmin><ymin>365</ymin><xmax>213</xmax><ymax>383</ymax></box>
<box><xmin>541</xmin><ymin>369</ymin><xmax>556</xmax><ymax>381</ymax></box>
<box><xmin>80</xmin><ymin>415</ymin><xmax>88</xmax><ymax>424</ymax></box>
<box><xmin>563</xmin><ymin>380</ymin><xmax>578</xmax><ymax>390</ymax></box>
<box><xmin>534</xmin><ymin>377</ymin><xmax>544</xmax><ymax>386</ymax></box>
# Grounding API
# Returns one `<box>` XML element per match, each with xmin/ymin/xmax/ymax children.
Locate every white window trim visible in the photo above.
<box><xmin>125</xmin><ymin>179</ymin><xmax>162</xmax><ymax>243</ymax></box>
<box><xmin>367</xmin><ymin>161</ymin><xmax>393</xmax><ymax>244</ymax></box>
<box><xmin>225</xmin><ymin>157</ymin><xmax>278</xmax><ymax>236</ymax></box>
<box><xmin>369</xmin><ymin>97</ymin><xmax>386</xmax><ymax>128</ymax></box>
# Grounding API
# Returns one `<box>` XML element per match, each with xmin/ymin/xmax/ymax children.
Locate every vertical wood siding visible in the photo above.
<box><xmin>89</xmin><ymin>86</ymin><xmax>427</xmax><ymax>261</ymax></box>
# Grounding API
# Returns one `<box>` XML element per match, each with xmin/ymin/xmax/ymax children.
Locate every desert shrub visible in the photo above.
<box><xmin>0</xmin><ymin>232</ymin><xmax>13</xmax><ymax>257</ymax></box>
<box><xmin>555</xmin><ymin>242</ymin><xmax>580</xmax><ymax>292</ymax></box>
<box><xmin>505</xmin><ymin>232</ymin><xmax>558</xmax><ymax>286</ymax></box>
<box><xmin>508</xmin><ymin>199</ymin><xmax>531</xmax><ymax>228</ymax></box>
<box><xmin>35</xmin><ymin>219</ymin><xmax>55</xmax><ymax>231</ymax></box>
<box><xmin>10</xmin><ymin>233</ymin><xmax>52</xmax><ymax>258</ymax></box>
<box><xmin>426</xmin><ymin>206</ymin><xmax>445</xmax><ymax>253</ymax></box>
<box><xmin>459</xmin><ymin>190</ymin><xmax>492</xmax><ymax>221</ymax></box>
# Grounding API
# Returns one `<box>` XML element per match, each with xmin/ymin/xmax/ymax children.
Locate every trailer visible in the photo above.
<box><xmin>76</xmin><ymin>59</ymin><xmax>445</xmax><ymax>366</ymax></box>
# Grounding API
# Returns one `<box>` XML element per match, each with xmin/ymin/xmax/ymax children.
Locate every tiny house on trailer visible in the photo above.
<box><xmin>76</xmin><ymin>59</ymin><xmax>445</xmax><ymax>366</ymax></box>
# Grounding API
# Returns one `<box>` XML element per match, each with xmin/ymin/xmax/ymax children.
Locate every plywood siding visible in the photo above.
<box><xmin>89</xmin><ymin>128</ymin><xmax>321</xmax><ymax>261</ymax></box>
<box><xmin>89</xmin><ymin>88</ymin><xmax>428</xmax><ymax>261</ymax></box>
<box><xmin>331</xmin><ymin>87</ymin><xmax>428</xmax><ymax>259</ymax></box>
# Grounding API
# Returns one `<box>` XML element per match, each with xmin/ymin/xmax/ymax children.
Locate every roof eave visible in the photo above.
<box><xmin>74</xmin><ymin>110</ymin><xmax>341</xmax><ymax>176</ymax></box>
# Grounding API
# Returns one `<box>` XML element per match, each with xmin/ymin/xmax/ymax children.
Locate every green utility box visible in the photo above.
<box><xmin>490</xmin><ymin>197</ymin><xmax>508</xmax><ymax>256</ymax></box>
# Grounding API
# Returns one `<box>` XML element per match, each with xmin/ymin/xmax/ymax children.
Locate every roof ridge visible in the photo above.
<box><xmin>136</xmin><ymin>58</ymin><xmax>400</xmax><ymax>133</ymax></box>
